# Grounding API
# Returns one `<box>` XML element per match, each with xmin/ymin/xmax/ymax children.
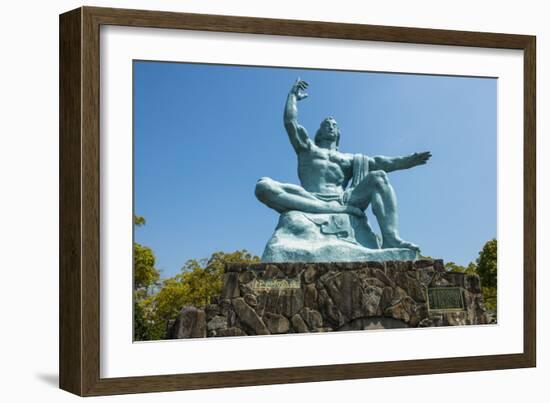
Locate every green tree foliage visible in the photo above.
<box><xmin>151</xmin><ymin>250</ymin><xmax>260</xmax><ymax>333</ymax></box>
<box><xmin>134</xmin><ymin>248</ymin><xmax>260</xmax><ymax>341</ymax></box>
<box><xmin>481</xmin><ymin>286</ymin><xmax>497</xmax><ymax>313</ymax></box>
<box><xmin>134</xmin><ymin>295</ymin><xmax>165</xmax><ymax>341</ymax></box>
<box><xmin>445</xmin><ymin>261</ymin><xmax>477</xmax><ymax>274</ymax></box>
<box><xmin>476</xmin><ymin>239</ymin><xmax>497</xmax><ymax>314</ymax></box>
<box><xmin>134</xmin><ymin>242</ymin><xmax>160</xmax><ymax>291</ymax></box>
<box><xmin>445</xmin><ymin>261</ymin><xmax>466</xmax><ymax>272</ymax></box>
<box><xmin>476</xmin><ymin>238</ymin><xmax>497</xmax><ymax>288</ymax></box>
<box><xmin>134</xmin><ymin>215</ymin><xmax>146</xmax><ymax>227</ymax></box>
<box><xmin>133</xmin><ymin>214</ymin><xmax>161</xmax><ymax>293</ymax></box>
<box><xmin>133</xmin><ymin>215</ymin><xmax>163</xmax><ymax>340</ymax></box>
<box><xmin>465</xmin><ymin>262</ymin><xmax>478</xmax><ymax>275</ymax></box>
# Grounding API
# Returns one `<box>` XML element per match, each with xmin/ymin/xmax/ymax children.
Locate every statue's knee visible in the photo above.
<box><xmin>370</xmin><ymin>170</ymin><xmax>389</xmax><ymax>186</ymax></box>
<box><xmin>255</xmin><ymin>177</ymin><xmax>276</xmax><ymax>200</ymax></box>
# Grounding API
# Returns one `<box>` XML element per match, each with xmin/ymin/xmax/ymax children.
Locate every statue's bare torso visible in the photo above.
<box><xmin>297</xmin><ymin>144</ymin><xmax>352</xmax><ymax>195</ymax></box>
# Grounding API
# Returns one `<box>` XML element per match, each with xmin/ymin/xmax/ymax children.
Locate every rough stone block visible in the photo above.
<box><xmin>169</xmin><ymin>306</ymin><xmax>206</xmax><ymax>339</ymax></box>
<box><xmin>232</xmin><ymin>297</ymin><xmax>269</xmax><ymax>335</ymax></box>
<box><xmin>168</xmin><ymin>260</ymin><xmax>490</xmax><ymax>339</ymax></box>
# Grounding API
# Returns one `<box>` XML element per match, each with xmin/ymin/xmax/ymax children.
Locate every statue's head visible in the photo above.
<box><xmin>314</xmin><ymin>117</ymin><xmax>341</xmax><ymax>149</ymax></box>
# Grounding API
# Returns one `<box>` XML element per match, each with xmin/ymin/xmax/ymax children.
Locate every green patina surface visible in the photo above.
<box><xmin>255</xmin><ymin>78</ymin><xmax>431</xmax><ymax>262</ymax></box>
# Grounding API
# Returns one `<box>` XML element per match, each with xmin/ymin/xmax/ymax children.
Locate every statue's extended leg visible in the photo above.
<box><xmin>347</xmin><ymin>171</ymin><xmax>420</xmax><ymax>251</ymax></box>
<box><xmin>255</xmin><ymin>177</ymin><xmax>357</xmax><ymax>215</ymax></box>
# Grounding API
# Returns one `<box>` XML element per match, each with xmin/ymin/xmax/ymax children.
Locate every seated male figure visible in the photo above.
<box><xmin>255</xmin><ymin>79</ymin><xmax>431</xmax><ymax>251</ymax></box>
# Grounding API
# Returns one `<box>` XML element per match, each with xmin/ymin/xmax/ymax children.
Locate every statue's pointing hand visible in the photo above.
<box><xmin>292</xmin><ymin>78</ymin><xmax>309</xmax><ymax>101</ymax></box>
<box><xmin>410</xmin><ymin>151</ymin><xmax>432</xmax><ymax>167</ymax></box>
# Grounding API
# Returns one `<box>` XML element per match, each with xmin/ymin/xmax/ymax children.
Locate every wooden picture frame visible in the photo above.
<box><xmin>59</xmin><ymin>6</ymin><xmax>536</xmax><ymax>396</ymax></box>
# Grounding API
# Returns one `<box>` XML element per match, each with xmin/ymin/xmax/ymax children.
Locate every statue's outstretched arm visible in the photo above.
<box><xmin>284</xmin><ymin>78</ymin><xmax>311</xmax><ymax>152</ymax></box>
<box><xmin>370</xmin><ymin>151</ymin><xmax>432</xmax><ymax>172</ymax></box>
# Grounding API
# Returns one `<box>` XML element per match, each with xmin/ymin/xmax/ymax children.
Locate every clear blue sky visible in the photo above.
<box><xmin>134</xmin><ymin>61</ymin><xmax>496</xmax><ymax>278</ymax></box>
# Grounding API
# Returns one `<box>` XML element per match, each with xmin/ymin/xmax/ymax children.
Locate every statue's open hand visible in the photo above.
<box><xmin>409</xmin><ymin>151</ymin><xmax>432</xmax><ymax>167</ymax></box>
<box><xmin>291</xmin><ymin>78</ymin><xmax>309</xmax><ymax>101</ymax></box>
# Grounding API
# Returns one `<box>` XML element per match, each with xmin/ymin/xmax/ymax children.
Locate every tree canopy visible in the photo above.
<box><xmin>151</xmin><ymin>250</ymin><xmax>260</xmax><ymax>330</ymax></box>
<box><xmin>134</xmin><ymin>242</ymin><xmax>160</xmax><ymax>291</ymax></box>
<box><xmin>476</xmin><ymin>238</ymin><xmax>497</xmax><ymax>288</ymax></box>
<box><xmin>132</xmin><ymin>223</ymin><xmax>260</xmax><ymax>341</ymax></box>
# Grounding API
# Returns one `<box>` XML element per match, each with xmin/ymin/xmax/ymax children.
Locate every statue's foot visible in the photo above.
<box><xmin>382</xmin><ymin>236</ymin><xmax>420</xmax><ymax>252</ymax></box>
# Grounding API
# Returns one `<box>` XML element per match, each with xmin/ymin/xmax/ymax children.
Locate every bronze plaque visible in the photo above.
<box><xmin>428</xmin><ymin>287</ymin><xmax>465</xmax><ymax>311</ymax></box>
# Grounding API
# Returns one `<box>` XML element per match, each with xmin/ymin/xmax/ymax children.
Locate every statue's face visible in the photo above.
<box><xmin>318</xmin><ymin>117</ymin><xmax>339</xmax><ymax>142</ymax></box>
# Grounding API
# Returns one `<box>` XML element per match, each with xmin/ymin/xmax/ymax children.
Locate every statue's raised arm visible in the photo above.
<box><xmin>283</xmin><ymin>78</ymin><xmax>312</xmax><ymax>153</ymax></box>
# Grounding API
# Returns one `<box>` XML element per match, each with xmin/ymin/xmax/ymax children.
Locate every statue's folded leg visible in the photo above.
<box><xmin>255</xmin><ymin>177</ymin><xmax>347</xmax><ymax>215</ymax></box>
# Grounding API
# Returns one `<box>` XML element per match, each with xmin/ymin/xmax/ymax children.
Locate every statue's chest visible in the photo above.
<box><xmin>310</xmin><ymin>149</ymin><xmax>347</xmax><ymax>166</ymax></box>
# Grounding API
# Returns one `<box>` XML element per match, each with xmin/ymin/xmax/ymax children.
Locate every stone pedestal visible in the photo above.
<box><xmin>168</xmin><ymin>260</ymin><xmax>490</xmax><ymax>339</ymax></box>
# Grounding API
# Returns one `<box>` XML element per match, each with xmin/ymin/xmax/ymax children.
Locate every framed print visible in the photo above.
<box><xmin>59</xmin><ymin>6</ymin><xmax>536</xmax><ymax>396</ymax></box>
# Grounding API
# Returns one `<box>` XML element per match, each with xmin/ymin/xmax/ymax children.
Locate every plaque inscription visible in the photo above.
<box><xmin>427</xmin><ymin>287</ymin><xmax>464</xmax><ymax>311</ymax></box>
<box><xmin>252</xmin><ymin>278</ymin><xmax>301</xmax><ymax>291</ymax></box>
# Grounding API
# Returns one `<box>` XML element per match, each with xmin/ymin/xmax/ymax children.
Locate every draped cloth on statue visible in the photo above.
<box><xmin>350</xmin><ymin>153</ymin><xmax>370</xmax><ymax>189</ymax></box>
